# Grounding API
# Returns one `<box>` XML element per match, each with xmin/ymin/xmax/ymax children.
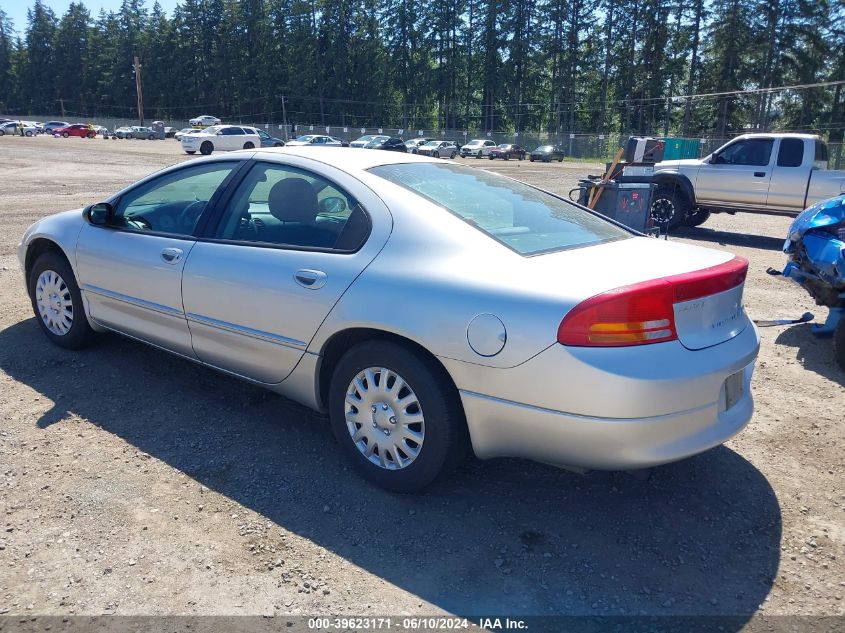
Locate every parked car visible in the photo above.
<box><xmin>646</xmin><ymin>133</ymin><xmax>845</xmax><ymax>229</ymax></box>
<box><xmin>125</xmin><ymin>126</ymin><xmax>157</xmax><ymax>140</ymax></box>
<box><xmin>404</xmin><ymin>138</ymin><xmax>434</xmax><ymax>154</ymax></box>
<box><xmin>42</xmin><ymin>121</ymin><xmax>70</xmax><ymax>134</ymax></box>
<box><xmin>174</xmin><ymin>127</ymin><xmax>200</xmax><ymax>141</ymax></box>
<box><xmin>189</xmin><ymin>115</ymin><xmax>221</xmax><ymax>127</ymax></box>
<box><xmin>0</xmin><ymin>121</ymin><xmax>38</xmax><ymax>136</ymax></box>
<box><xmin>351</xmin><ymin>134</ymin><xmax>388</xmax><ymax>148</ymax></box>
<box><xmin>242</xmin><ymin>126</ymin><xmax>285</xmax><ymax>147</ymax></box>
<box><xmin>18</xmin><ymin>148</ymin><xmax>759</xmax><ymax>492</ymax></box>
<box><xmin>460</xmin><ymin>139</ymin><xmax>497</xmax><ymax>158</ymax></box>
<box><xmin>365</xmin><ymin>137</ymin><xmax>407</xmax><ymax>152</ymax></box>
<box><xmin>164</xmin><ymin>127</ymin><xmax>178</xmax><ymax>138</ymax></box>
<box><xmin>180</xmin><ymin>125</ymin><xmax>261</xmax><ymax>155</ymax></box>
<box><xmin>530</xmin><ymin>145</ymin><xmax>565</xmax><ymax>162</ymax></box>
<box><xmin>284</xmin><ymin>134</ymin><xmax>345</xmax><ymax>147</ymax></box>
<box><xmin>53</xmin><ymin>124</ymin><xmax>96</xmax><ymax>139</ymax></box>
<box><xmin>416</xmin><ymin>140</ymin><xmax>457</xmax><ymax>158</ymax></box>
<box><xmin>489</xmin><ymin>143</ymin><xmax>527</xmax><ymax>160</ymax></box>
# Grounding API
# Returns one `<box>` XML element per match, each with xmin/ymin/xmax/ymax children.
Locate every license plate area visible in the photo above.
<box><xmin>722</xmin><ymin>370</ymin><xmax>744</xmax><ymax>412</ymax></box>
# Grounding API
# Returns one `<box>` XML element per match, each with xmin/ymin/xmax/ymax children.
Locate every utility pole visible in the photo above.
<box><xmin>58</xmin><ymin>99</ymin><xmax>65</xmax><ymax>118</ymax></box>
<box><xmin>281</xmin><ymin>95</ymin><xmax>288</xmax><ymax>140</ymax></box>
<box><xmin>133</xmin><ymin>56</ymin><xmax>144</xmax><ymax>125</ymax></box>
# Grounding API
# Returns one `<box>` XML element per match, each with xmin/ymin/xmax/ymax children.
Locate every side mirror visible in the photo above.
<box><xmin>84</xmin><ymin>202</ymin><xmax>114</xmax><ymax>225</ymax></box>
<box><xmin>216</xmin><ymin>131</ymin><xmax>223</xmax><ymax>136</ymax></box>
<box><xmin>318</xmin><ymin>196</ymin><xmax>346</xmax><ymax>214</ymax></box>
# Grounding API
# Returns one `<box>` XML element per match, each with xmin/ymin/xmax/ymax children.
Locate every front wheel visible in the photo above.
<box><xmin>28</xmin><ymin>251</ymin><xmax>94</xmax><ymax>349</ymax></box>
<box><xmin>200</xmin><ymin>141</ymin><xmax>213</xmax><ymax>155</ymax></box>
<box><xmin>450</xmin><ymin>151</ymin><xmax>456</xmax><ymax>159</ymax></box>
<box><xmin>433</xmin><ymin>151</ymin><xmax>439</xmax><ymax>158</ymax></box>
<box><xmin>651</xmin><ymin>187</ymin><xmax>689</xmax><ymax>230</ymax></box>
<box><xmin>328</xmin><ymin>341</ymin><xmax>468</xmax><ymax>493</ymax></box>
<box><xmin>62</xmin><ymin>132</ymin><xmax>69</xmax><ymax>138</ymax></box>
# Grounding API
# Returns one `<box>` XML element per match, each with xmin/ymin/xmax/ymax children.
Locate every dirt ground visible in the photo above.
<box><xmin>0</xmin><ymin>135</ymin><xmax>843</xmax><ymax>627</ymax></box>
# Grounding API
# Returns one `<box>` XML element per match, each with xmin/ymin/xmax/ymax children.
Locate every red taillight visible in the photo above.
<box><xmin>557</xmin><ymin>256</ymin><xmax>748</xmax><ymax>347</ymax></box>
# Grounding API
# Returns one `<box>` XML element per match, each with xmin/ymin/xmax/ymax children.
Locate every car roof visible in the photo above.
<box><xmin>737</xmin><ymin>132</ymin><xmax>819</xmax><ymax>140</ymax></box>
<box><xmin>249</xmin><ymin>146</ymin><xmax>446</xmax><ymax>173</ymax></box>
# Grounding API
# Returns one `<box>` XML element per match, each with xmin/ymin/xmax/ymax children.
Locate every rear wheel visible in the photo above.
<box><xmin>243</xmin><ymin>141</ymin><xmax>255</xmax><ymax>149</ymax></box>
<box><xmin>682</xmin><ymin>208</ymin><xmax>711</xmax><ymax>228</ymax></box>
<box><xmin>185</xmin><ymin>150</ymin><xmax>196</xmax><ymax>154</ymax></box>
<box><xmin>28</xmin><ymin>251</ymin><xmax>94</xmax><ymax>350</ymax></box>
<box><xmin>328</xmin><ymin>341</ymin><xmax>468</xmax><ymax>492</ymax></box>
<box><xmin>651</xmin><ymin>187</ymin><xmax>689</xmax><ymax>230</ymax></box>
<box><xmin>200</xmin><ymin>141</ymin><xmax>213</xmax><ymax>155</ymax></box>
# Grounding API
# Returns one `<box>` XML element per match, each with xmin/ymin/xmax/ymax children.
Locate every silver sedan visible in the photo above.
<box><xmin>17</xmin><ymin>148</ymin><xmax>759</xmax><ymax>492</ymax></box>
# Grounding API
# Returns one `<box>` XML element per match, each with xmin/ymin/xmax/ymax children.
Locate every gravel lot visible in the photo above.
<box><xmin>0</xmin><ymin>135</ymin><xmax>843</xmax><ymax>627</ymax></box>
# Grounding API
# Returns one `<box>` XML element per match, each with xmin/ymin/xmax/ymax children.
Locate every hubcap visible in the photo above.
<box><xmin>651</xmin><ymin>197</ymin><xmax>676</xmax><ymax>224</ymax></box>
<box><xmin>35</xmin><ymin>270</ymin><xmax>73</xmax><ymax>336</ymax></box>
<box><xmin>344</xmin><ymin>367</ymin><xmax>425</xmax><ymax>470</ymax></box>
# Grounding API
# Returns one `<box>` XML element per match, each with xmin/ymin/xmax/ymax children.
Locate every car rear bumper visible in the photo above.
<box><xmin>460</xmin><ymin>359</ymin><xmax>754</xmax><ymax>470</ymax></box>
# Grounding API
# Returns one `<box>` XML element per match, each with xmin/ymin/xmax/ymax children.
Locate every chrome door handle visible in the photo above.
<box><xmin>294</xmin><ymin>269</ymin><xmax>327</xmax><ymax>289</ymax></box>
<box><xmin>160</xmin><ymin>247</ymin><xmax>183</xmax><ymax>264</ymax></box>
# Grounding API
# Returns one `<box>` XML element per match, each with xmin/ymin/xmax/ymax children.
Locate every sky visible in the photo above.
<box><xmin>3</xmin><ymin>0</ymin><xmax>181</xmax><ymax>34</ymax></box>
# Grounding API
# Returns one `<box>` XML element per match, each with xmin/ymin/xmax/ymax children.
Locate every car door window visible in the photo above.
<box><xmin>717</xmin><ymin>139</ymin><xmax>774</xmax><ymax>166</ymax></box>
<box><xmin>113</xmin><ymin>162</ymin><xmax>238</xmax><ymax>236</ymax></box>
<box><xmin>222</xmin><ymin>127</ymin><xmax>243</xmax><ymax>135</ymax></box>
<box><xmin>777</xmin><ymin>138</ymin><xmax>804</xmax><ymax>167</ymax></box>
<box><xmin>213</xmin><ymin>162</ymin><xmax>370</xmax><ymax>251</ymax></box>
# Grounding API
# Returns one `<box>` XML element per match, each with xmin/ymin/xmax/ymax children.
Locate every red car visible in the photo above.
<box><xmin>489</xmin><ymin>143</ymin><xmax>527</xmax><ymax>160</ymax></box>
<box><xmin>54</xmin><ymin>124</ymin><xmax>96</xmax><ymax>138</ymax></box>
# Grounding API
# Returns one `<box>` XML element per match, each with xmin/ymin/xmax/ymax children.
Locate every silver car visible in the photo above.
<box><xmin>17</xmin><ymin>148</ymin><xmax>759</xmax><ymax>492</ymax></box>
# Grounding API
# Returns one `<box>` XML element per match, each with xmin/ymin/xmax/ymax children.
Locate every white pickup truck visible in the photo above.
<box><xmin>646</xmin><ymin>133</ymin><xmax>845</xmax><ymax>228</ymax></box>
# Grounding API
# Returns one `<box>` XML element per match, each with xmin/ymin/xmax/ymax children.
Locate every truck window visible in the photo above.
<box><xmin>717</xmin><ymin>138</ymin><xmax>774</xmax><ymax>166</ymax></box>
<box><xmin>815</xmin><ymin>141</ymin><xmax>829</xmax><ymax>163</ymax></box>
<box><xmin>777</xmin><ymin>138</ymin><xmax>804</xmax><ymax>167</ymax></box>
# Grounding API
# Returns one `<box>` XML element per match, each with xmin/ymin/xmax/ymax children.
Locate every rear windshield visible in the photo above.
<box><xmin>369</xmin><ymin>163</ymin><xmax>630</xmax><ymax>255</ymax></box>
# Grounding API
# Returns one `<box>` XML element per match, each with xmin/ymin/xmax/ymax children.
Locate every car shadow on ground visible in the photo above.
<box><xmin>775</xmin><ymin>322</ymin><xmax>844</xmax><ymax>386</ymax></box>
<box><xmin>671</xmin><ymin>226</ymin><xmax>785</xmax><ymax>251</ymax></box>
<box><xmin>0</xmin><ymin>319</ymin><xmax>782</xmax><ymax>626</ymax></box>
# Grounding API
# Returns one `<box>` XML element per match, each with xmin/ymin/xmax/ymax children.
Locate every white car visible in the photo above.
<box><xmin>0</xmin><ymin>121</ymin><xmax>38</xmax><ymax>136</ymax></box>
<box><xmin>284</xmin><ymin>135</ymin><xmax>345</xmax><ymax>147</ymax></box>
<box><xmin>189</xmin><ymin>115</ymin><xmax>221</xmax><ymax>127</ymax></box>
<box><xmin>174</xmin><ymin>127</ymin><xmax>201</xmax><ymax>141</ymax></box>
<box><xmin>460</xmin><ymin>139</ymin><xmax>497</xmax><ymax>158</ymax></box>
<box><xmin>350</xmin><ymin>135</ymin><xmax>388</xmax><ymax>148</ymax></box>
<box><xmin>180</xmin><ymin>125</ymin><xmax>261</xmax><ymax>155</ymax></box>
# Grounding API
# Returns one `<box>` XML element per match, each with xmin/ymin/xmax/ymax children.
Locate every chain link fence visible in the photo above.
<box><xmin>5</xmin><ymin>112</ymin><xmax>844</xmax><ymax>169</ymax></box>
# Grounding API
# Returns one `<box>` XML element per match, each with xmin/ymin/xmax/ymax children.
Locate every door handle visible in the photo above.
<box><xmin>160</xmin><ymin>247</ymin><xmax>183</xmax><ymax>264</ymax></box>
<box><xmin>294</xmin><ymin>269</ymin><xmax>327</xmax><ymax>289</ymax></box>
<box><xmin>754</xmin><ymin>172</ymin><xmax>766</xmax><ymax>177</ymax></box>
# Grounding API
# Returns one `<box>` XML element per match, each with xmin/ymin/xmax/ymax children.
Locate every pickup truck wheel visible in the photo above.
<box><xmin>682</xmin><ymin>209</ymin><xmax>711</xmax><ymax>228</ymax></box>
<box><xmin>834</xmin><ymin>317</ymin><xmax>845</xmax><ymax>372</ymax></box>
<box><xmin>329</xmin><ymin>341</ymin><xmax>468</xmax><ymax>492</ymax></box>
<box><xmin>200</xmin><ymin>141</ymin><xmax>213</xmax><ymax>155</ymax></box>
<box><xmin>651</xmin><ymin>188</ymin><xmax>688</xmax><ymax>230</ymax></box>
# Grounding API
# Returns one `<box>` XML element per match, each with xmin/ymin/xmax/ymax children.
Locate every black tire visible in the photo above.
<box><xmin>148</xmin><ymin>134</ymin><xmax>155</xmax><ymax>140</ymax></box>
<box><xmin>450</xmin><ymin>151</ymin><xmax>456</xmax><ymax>159</ymax></box>
<box><xmin>274</xmin><ymin>142</ymin><xmax>283</xmax><ymax>147</ymax></box>
<box><xmin>185</xmin><ymin>150</ymin><xmax>196</xmax><ymax>154</ymax></box>
<box><xmin>834</xmin><ymin>316</ymin><xmax>845</xmax><ymax>372</ymax></box>
<box><xmin>328</xmin><ymin>341</ymin><xmax>468</xmax><ymax>493</ymax></box>
<box><xmin>200</xmin><ymin>141</ymin><xmax>213</xmax><ymax>155</ymax></box>
<box><xmin>62</xmin><ymin>132</ymin><xmax>69</xmax><ymax>138</ymax></box>
<box><xmin>476</xmin><ymin>151</ymin><xmax>482</xmax><ymax>159</ymax></box>
<box><xmin>433</xmin><ymin>151</ymin><xmax>439</xmax><ymax>158</ymax></box>
<box><xmin>243</xmin><ymin>141</ymin><xmax>255</xmax><ymax>149</ymax></box>
<box><xmin>529</xmin><ymin>156</ymin><xmax>535</xmax><ymax>162</ymax></box>
<box><xmin>558</xmin><ymin>157</ymin><xmax>563</xmax><ymax>162</ymax></box>
<box><xmin>651</xmin><ymin>187</ymin><xmax>689</xmax><ymax>230</ymax></box>
<box><xmin>28</xmin><ymin>251</ymin><xmax>94</xmax><ymax>350</ymax></box>
<box><xmin>682</xmin><ymin>208</ymin><xmax>711</xmax><ymax>228</ymax></box>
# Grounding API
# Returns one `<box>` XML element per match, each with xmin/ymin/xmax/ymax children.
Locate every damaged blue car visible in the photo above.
<box><xmin>783</xmin><ymin>194</ymin><xmax>845</xmax><ymax>370</ymax></box>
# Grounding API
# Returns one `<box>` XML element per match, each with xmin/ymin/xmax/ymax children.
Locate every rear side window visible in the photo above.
<box><xmin>815</xmin><ymin>141</ymin><xmax>829</xmax><ymax>163</ymax></box>
<box><xmin>369</xmin><ymin>162</ymin><xmax>629</xmax><ymax>256</ymax></box>
<box><xmin>222</xmin><ymin>127</ymin><xmax>244</xmax><ymax>135</ymax></box>
<box><xmin>777</xmin><ymin>138</ymin><xmax>804</xmax><ymax>167</ymax></box>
